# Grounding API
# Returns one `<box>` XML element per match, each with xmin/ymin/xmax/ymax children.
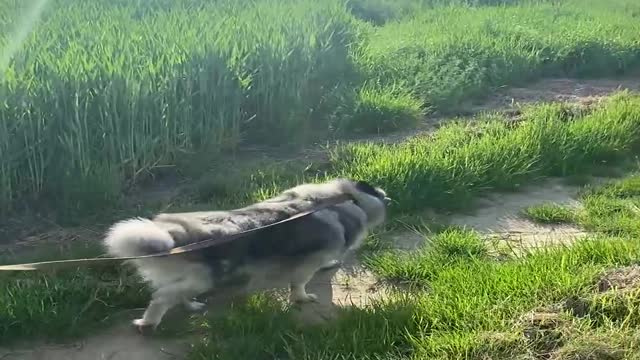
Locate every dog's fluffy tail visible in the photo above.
<box><xmin>104</xmin><ymin>218</ymin><xmax>175</xmax><ymax>257</ymax></box>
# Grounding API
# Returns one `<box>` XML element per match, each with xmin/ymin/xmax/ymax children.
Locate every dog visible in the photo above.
<box><xmin>103</xmin><ymin>178</ymin><xmax>390</xmax><ymax>330</ymax></box>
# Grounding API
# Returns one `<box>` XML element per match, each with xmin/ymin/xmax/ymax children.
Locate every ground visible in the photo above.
<box><xmin>0</xmin><ymin>326</ymin><xmax>189</xmax><ymax>360</ymax></box>
<box><xmin>448</xmin><ymin>178</ymin><xmax>587</xmax><ymax>252</ymax></box>
<box><xmin>1</xmin><ymin>76</ymin><xmax>640</xmax><ymax>359</ymax></box>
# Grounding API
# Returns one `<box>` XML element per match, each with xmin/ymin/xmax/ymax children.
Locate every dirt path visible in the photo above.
<box><xmin>357</xmin><ymin>76</ymin><xmax>640</xmax><ymax>145</ymax></box>
<box><xmin>447</xmin><ymin>178</ymin><xmax>588</xmax><ymax>251</ymax></box>
<box><xmin>476</xmin><ymin>77</ymin><xmax>640</xmax><ymax>112</ymax></box>
<box><xmin>1</xmin><ymin>76</ymin><xmax>638</xmax><ymax>360</ymax></box>
<box><xmin>385</xmin><ymin>177</ymin><xmax>598</xmax><ymax>254</ymax></box>
<box><xmin>0</xmin><ymin>326</ymin><xmax>190</xmax><ymax>360</ymax></box>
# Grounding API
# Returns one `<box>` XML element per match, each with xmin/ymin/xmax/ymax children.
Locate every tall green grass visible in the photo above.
<box><xmin>0</xmin><ymin>0</ymin><xmax>360</xmax><ymax>216</ymax></box>
<box><xmin>2</xmin><ymin>0</ymin><xmax>640</xmax><ymax>219</ymax></box>
<box><xmin>357</xmin><ymin>0</ymin><xmax>640</xmax><ymax>111</ymax></box>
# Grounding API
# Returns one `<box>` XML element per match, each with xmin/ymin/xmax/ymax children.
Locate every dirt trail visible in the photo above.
<box><xmin>2</xmin><ymin>77</ymin><xmax>638</xmax><ymax>360</ymax></box>
<box><xmin>0</xmin><ymin>326</ymin><xmax>190</xmax><ymax>360</ymax></box>
<box><xmin>477</xmin><ymin>77</ymin><xmax>640</xmax><ymax>111</ymax></box>
<box><xmin>364</xmin><ymin>77</ymin><xmax>640</xmax><ymax>145</ymax></box>
<box><xmin>385</xmin><ymin>177</ymin><xmax>596</xmax><ymax>255</ymax></box>
<box><xmin>447</xmin><ymin>178</ymin><xmax>588</xmax><ymax>251</ymax></box>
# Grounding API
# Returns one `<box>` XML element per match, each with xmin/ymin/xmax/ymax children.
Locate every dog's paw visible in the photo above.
<box><xmin>132</xmin><ymin>318</ymin><xmax>157</xmax><ymax>334</ymax></box>
<box><xmin>291</xmin><ymin>293</ymin><xmax>318</xmax><ymax>304</ymax></box>
<box><xmin>185</xmin><ymin>300</ymin><xmax>207</xmax><ymax>313</ymax></box>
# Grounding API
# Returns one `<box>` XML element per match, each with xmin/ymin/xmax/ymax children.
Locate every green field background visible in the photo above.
<box><xmin>1</xmin><ymin>0</ymin><xmax>639</xmax><ymax>215</ymax></box>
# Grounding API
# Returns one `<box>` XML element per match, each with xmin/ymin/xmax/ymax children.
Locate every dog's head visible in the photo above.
<box><xmin>354</xmin><ymin>180</ymin><xmax>392</xmax><ymax>206</ymax></box>
<box><xmin>346</xmin><ymin>179</ymin><xmax>390</xmax><ymax>228</ymax></box>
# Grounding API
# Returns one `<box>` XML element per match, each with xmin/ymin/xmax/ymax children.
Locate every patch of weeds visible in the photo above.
<box><xmin>583</xmin><ymin>289</ymin><xmax>640</xmax><ymax>328</ymax></box>
<box><xmin>339</xmin><ymin>85</ymin><xmax>424</xmax><ymax>135</ymax></box>
<box><xmin>585</xmin><ymin>174</ymin><xmax>640</xmax><ymax>199</ymax></box>
<box><xmin>359</xmin><ymin>214</ymin><xmax>446</xmax><ymax>256</ymax></box>
<box><xmin>523</xmin><ymin>203</ymin><xmax>576</xmax><ymax>224</ymax></box>
<box><xmin>412</xmin><ymin>330</ymin><xmax>531</xmax><ymax>360</ymax></box>
<box><xmin>551</xmin><ymin>327</ymin><xmax>640</xmax><ymax>360</ymax></box>
<box><xmin>365</xmin><ymin>248</ymin><xmax>442</xmax><ymax>285</ymax></box>
<box><xmin>577</xmin><ymin>181</ymin><xmax>640</xmax><ymax>237</ymax></box>
<box><xmin>365</xmin><ymin>228</ymin><xmax>487</xmax><ymax>285</ymax></box>
<box><xmin>360</xmin><ymin>229</ymin><xmax>394</xmax><ymax>253</ymax></box>
<box><xmin>429</xmin><ymin>227</ymin><xmax>489</xmax><ymax>260</ymax></box>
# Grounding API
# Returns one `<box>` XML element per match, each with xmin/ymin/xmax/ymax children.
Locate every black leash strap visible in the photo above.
<box><xmin>0</xmin><ymin>194</ymin><xmax>352</xmax><ymax>271</ymax></box>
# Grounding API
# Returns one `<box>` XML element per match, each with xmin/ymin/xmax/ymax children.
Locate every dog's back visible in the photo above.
<box><xmin>193</xmin><ymin>200</ymin><xmax>370</xmax><ymax>267</ymax></box>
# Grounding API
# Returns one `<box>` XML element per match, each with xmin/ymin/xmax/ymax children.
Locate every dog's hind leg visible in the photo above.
<box><xmin>134</xmin><ymin>274</ymin><xmax>212</xmax><ymax>330</ymax></box>
<box><xmin>288</xmin><ymin>216</ymin><xmax>348</xmax><ymax>304</ymax></box>
<box><xmin>133</xmin><ymin>296</ymin><xmax>177</xmax><ymax>331</ymax></box>
<box><xmin>135</xmin><ymin>293</ymin><xmax>203</xmax><ymax>331</ymax></box>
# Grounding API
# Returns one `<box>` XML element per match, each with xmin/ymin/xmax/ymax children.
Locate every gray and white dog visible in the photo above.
<box><xmin>103</xmin><ymin>178</ymin><xmax>390</xmax><ymax>330</ymax></box>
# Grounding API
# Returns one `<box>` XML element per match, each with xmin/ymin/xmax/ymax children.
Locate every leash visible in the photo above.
<box><xmin>0</xmin><ymin>194</ymin><xmax>352</xmax><ymax>272</ymax></box>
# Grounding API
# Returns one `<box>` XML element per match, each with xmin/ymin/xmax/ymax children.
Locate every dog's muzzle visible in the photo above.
<box><xmin>383</xmin><ymin>197</ymin><xmax>392</xmax><ymax>205</ymax></box>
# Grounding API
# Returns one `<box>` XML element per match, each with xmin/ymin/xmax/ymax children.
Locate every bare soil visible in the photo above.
<box><xmin>0</xmin><ymin>325</ymin><xmax>190</xmax><ymax>360</ymax></box>
<box><xmin>597</xmin><ymin>265</ymin><xmax>640</xmax><ymax>293</ymax></box>
<box><xmin>448</xmin><ymin>178</ymin><xmax>587</xmax><ymax>252</ymax></box>
<box><xmin>359</xmin><ymin>76</ymin><xmax>640</xmax><ymax>145</ymax></box>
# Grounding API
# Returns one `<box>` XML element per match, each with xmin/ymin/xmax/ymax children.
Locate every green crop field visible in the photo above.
<box><xmin>2</xmin><ymin>0</ymin><xmax>640</xmax><ymax>358</ymax></box>
<box><xmin>1</xmin><ymin>0</ymin><xmax>640</xmax><ymax>218</ymax></box>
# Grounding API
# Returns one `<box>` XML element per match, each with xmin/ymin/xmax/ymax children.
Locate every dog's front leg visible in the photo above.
<box><xmin>289</xmin><ymin>270</ymin><xmax>319</xmax><ymax>304</ymax></box>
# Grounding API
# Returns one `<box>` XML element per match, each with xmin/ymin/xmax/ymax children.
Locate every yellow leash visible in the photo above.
<box><xmin>0</xmin><ymin>194</ymin><xmax>352</xmax><ymax>271</ymax></box>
